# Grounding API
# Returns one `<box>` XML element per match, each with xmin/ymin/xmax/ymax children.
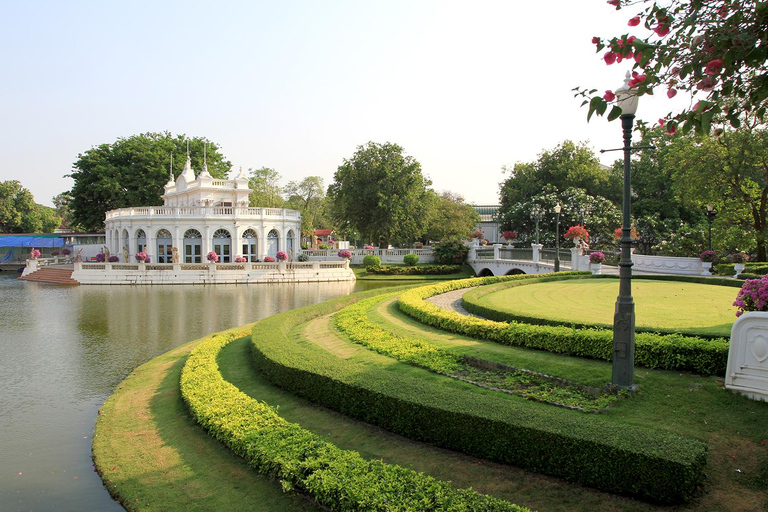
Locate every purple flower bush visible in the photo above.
<box><xmin>734</xmin><ymin>275</ymin><xmax>768</xmax><ymax>317</ymax></box>
<box><xmin>589</xmin><ymin>251</ymin><xmax>606</xmax><ymax>264</ymax></box>
<box><xmin>107</xmin><ymin>255</ymin><xmax>119</xmax><ymax>262</ymax></box>
<box><xmin>699</xmin><ymin>250</ymin><xmax>716</xmax><ymax>262</ymax></box>
<box><xmin>338</xmin><ymin>249</ymin><xmax>352</xmax><ymax>259</ymax></box>
<box><xmin>264</xmin><ymin>256</ymin><xmax>276</xmax><ymax>262</ymax></box>
<box><xmin>276</xmin><ymin>251</ymin><xmax>289</xmax><ymax>261</ymax></box>
<box><xmin>135</xmin><ymin>252</ymin><xmax>148</xmax><ymax>263</ymax></box>
<box><xmin>95</xmin><ymin>253</ymin><xmax>106</xmax><ymax>262</ymax></box>
<box><xmin>207</xmin><ymin>251</ymin><xmax>219</xmax><ymax>263</ymax></box>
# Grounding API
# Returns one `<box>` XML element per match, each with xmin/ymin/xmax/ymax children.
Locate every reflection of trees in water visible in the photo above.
<box><xmin>71</xmin><ymin>282</ymin><xmax>358</xmax><ymax>398</ymax></box>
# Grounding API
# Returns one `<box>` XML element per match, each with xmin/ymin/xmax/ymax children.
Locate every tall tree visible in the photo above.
<box><xmin>327</xmin><ymin>142</ymin><xmax>432</xmax><ymax>247</ymax></box>
<box><xmin>283</xmin><ymin>176</ymin><xmax>326</xmax><ymax>240</ymax></box>
<box><xmin>248</xmin><ymin>167</ymin><xmax>284</xmax><ymax>208</ymax></box>
<box><xmin>578</xmin><ymin>0</ymin><xmax>768</xmax><ymax>133</ymax></box>
<box><xmin>667</xmin><ymin>127</ymin><xmax>768</xmax><ymax>259</ymax></box>
<box><xmin>68</xmin><ymin>132</ymin><xmax>231</xmax><ymax>231</ymax></box>
<box><xmin>0</xmin><ymin>181</ymin><xmax>61</xmax><ymax>233</ymax></box>
<box><xmin>422</xmin><ymin>191</ymin><xmax>481</xmax><ymax>243</ymax></box>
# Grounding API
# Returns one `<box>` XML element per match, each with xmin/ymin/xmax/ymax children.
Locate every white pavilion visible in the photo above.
<box><xmin>104</xmin><ymin>152</ymin><xmax>302</xmax><ymax>263</ymax></box>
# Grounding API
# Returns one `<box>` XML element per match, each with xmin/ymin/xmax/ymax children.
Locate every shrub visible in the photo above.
<box><xmin>337</xmin><ymin>249</ymin><xmax>352</xmax><ymax>260</ymax></box>
<box><xmin>249</xmin><ymin>292</ymin><xmax>708</xmax><ymax>504</ymax></box>
<box><xmin>180</xmin><ymin>326</ymin><xmax>527</xmax><ymax>512</ymax></box>
<box><xmin>61</xmin><ymin>248</ymin><xmax>72</xmax><ymax>256</ymax></box>
<box><xmin>95</xmin><ymin>253</ymin><xmax>106</xmax><ymax>262</ymax></box>
<box><xmin>398</xmin><ymin>274</ymin><xmax>729</xmax><ymax>376</ymax></box>
<box><xmin>433</xmin><ymin>239</ymin><xmax>469</xmax><ymax>265</ymax></box>
<box><xmin>363</xmin><ymin>254</ymin><xmax>381</xmax><ymax>267</ymax></box>
<box><xmin>318</xmin><ymin>244</ymin><xmax>330</xmax><ymax>250</ymax></box>
<box><xmin>731</xmin><ymin>251</ymin><xmax>748</xmax><ymax>263</ymax></box>
<box><xmin>733</xmin><ymin>275</ymin><xmax>768</xmax><ymax>317</ymax></box>
<box><xmin>51</xmin><ymin>250</ymin><xmax>60</xmax><ymax>256</ymax></box>
<box><xmin>263</xmin><ymin>256</ymin><xmax>276</xmax><ymax>262</ymax></box>
<box><xmin>107</xmin><ymin>255</ymin><xmax>119</xmax><ymax>263</ymax></box>
<box><xmin>366</xmin><ymin>264</ymin><xmax>462</xmax><ymax>275</ymax></box>
<box><xmin>700</xmin><ymin>250</ymin><xmax>716</xmax><ymax>262</ymax></box>
<box><xmin>276</xmin><ymin>251</ymin><xmax>288</xmax><ymax>261</ymax></box>
<box><xmin>589</xmin><ymin>251</ymin><xmax>606</xmax><ymax>264</ymax></box>
<box><xmin>297</xmin><ymin>253</ymin><xmax>309</xmax><ymax>262</ymax></box>
<box><xmin>403</xmin><ymin>253</ymin><xmax>419</xmax><ymax>266</ymax></box>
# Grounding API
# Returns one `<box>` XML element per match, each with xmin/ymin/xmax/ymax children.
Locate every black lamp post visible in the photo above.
<box><xmin>531</xmin><ymin>205</ymin><xmax>543</xmax><ymax>245</ymax></box>
<box><xmin>554</xmin><ymin>203</ymin><xmax>562</xmax><ymax>272</ymax></box>
<box><xmin>706</xmin><ymin>204</ymin><xmax>717</xmax><ymax>251</ymax></box>
<box><xmin>612</xmin><ymin>73</ymin><xmax>639</xmax><ymax>390</ymax></box>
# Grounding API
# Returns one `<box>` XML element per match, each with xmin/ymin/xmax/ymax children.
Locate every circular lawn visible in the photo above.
<box><xmin>471</xmin><ymin>278</ymin><xmax>738</xmax><ymax>337</ymax></box>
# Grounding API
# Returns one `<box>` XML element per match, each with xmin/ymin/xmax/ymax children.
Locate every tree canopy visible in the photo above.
<box><xmin>422</xmin><ymin>191</ymin><xmax>481</xmax><ymax>243</ymax></box>
<box><xmin>0</xmin><ymin>181</ymin><xmax>61</xmax><ymax>233</ymax></box>
<box><xmin>248</xmin><ymin>167</ymin><xmax>285</xmax><ymax>208</ymax></box>
<box><xmin>283</xmin><ymin>176</ymin><xmax>327</xmax><ymax>239</ymax></box>
<box><xmin>67</xmin><ymin>132</ymin><xmax>231</xmax><ymax>232</ymax></box>
<box><xmin>327</xmin><ymin>142</ymin><xmax>433</xmax><ymax>247</ymax></box>
<box><xmin>577</xmin><ymin>0</ymin><xmax>768</xmax><ymax>134</ymax></box>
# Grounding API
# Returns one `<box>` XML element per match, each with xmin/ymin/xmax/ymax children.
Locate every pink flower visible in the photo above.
<box><xmin>592</xmin><ymin>36</ymin><xmax>601</xmax><ymax>45</ymax></box>
<box><xmin>634</xmin><ymin>52</ymin><xmax>643</xmax><ymax>64</ymax></box>
<box><xmin>604</xmin><ymin>90</ymin><xmax>616</xmax><ymax>101</ymax></box>
<box><xmin>658</xmin><ymin>118</ymin><xmax>665</xmax><ymax>127</ymax></box>
<box><xmin>666</xmin><ymin>123</ymin><xmax>677</xmax><ymax>135</ymax></box>
<box><xmin>628</xmin><ymin>72</ymin><xmax>646</xmax><ymax>87</ymax></box>
<box><xmin>607</xmin><ymin>0</ymin><xmax>620</xmax><ymax>6</ymax></box>
<box><xmin>628</xmin><ymin>16</ymin><xmax>641</xmax><ymax>26</ymax></box>
<box><xmin>704</xmin><ymin>59</ymin><xmax>724</xmax><ymax>76</ymax></box>
<box><xmin>667</xmin><ymin>88</ymin><xmax>677</xmax><ymax>98</ymax></box>
<box><xmin>604</xmin><ymin>51</ymin><xmax>617</xmax><ymax>65</ymax></box>
<box><xmin>653</xmin><ymin>24</ymin><xmax>670</xmax><ymax>37</ymax></box>
<box><xmin>696</xmin><ymin>77</ymin><xmax>714</xmax><ymax>91</ymax></box>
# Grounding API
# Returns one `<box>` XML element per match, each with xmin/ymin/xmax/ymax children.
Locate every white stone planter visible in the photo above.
<box><xmin>700</xmin><ymin>261</ymin><xmax>713</xmax><ymax>276</ymax></box>
<box><xmin>726</xmin><ymin>311</ymin><xmax>768</xmax><ymax>401</ymax></box>
<box><xmin>590</xmin><ymin>263</ymin><xmax>602</xmax><ymax>275</ymax></box>
<box><xmin>734</xmin><ymin>263</ymin><xmax>746</xmax><ymax>277</ymax></box>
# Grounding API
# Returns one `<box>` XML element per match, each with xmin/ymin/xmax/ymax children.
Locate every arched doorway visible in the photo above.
<box><xmin>267</xmin><ymin>229</ymin><xmax>279</xmax><ymax>259</ymax></box>
<box><xmin>183</xmin><ymin>229</ymin><xmax>202</xmax><ymax>263</ymax></box>
<box><xmin>156</xmin><ymin>229</ymin><xmax>173</xmax><ymax>263</ymax></box>
<box><xmin>212</xmin><ymin>229</ymin><xmax>232</xmax><ymax>263</ymax></box>
<box><xmin>287</xmin><ymin>230</ymin><xmax>295</xmax><ymax>258</ymax></box>
<box><xmin>136</xmin><ymin>229</ymin><xmax>146</xmax><ymax>254</ymax></box>
<box><xmin>242</xmin><ymin>229</ymin><xmax>258</xmax><ymax>262</ymax></box>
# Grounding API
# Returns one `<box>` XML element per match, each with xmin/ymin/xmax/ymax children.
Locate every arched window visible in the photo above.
<box><xmin>267</xmin><ymin>229</ymin><xmax>279</xmax><ymax>258</ymax></box>
<box><xmin>156</xmin><ymin>229</ymin><xmax>173</xmax><ymax>263</ymax></box>
<box><xmin>136</xmin><ymin>229</ymin><xmax>146</xmax><ymax>253</ymax></box>
<box><xmin>212</xmin><ymin>229</ymin><xmax>232</xmax><ymax>263</ymax></box>
<box><xmin>183</xmin><ymin>229</ymin><xmax>202</xmax><ymax>263</ymax></box>
<box><xmin>242</xmin><ymin>229</ymin><xmax>258</xmax><ymax>262</ymax></box>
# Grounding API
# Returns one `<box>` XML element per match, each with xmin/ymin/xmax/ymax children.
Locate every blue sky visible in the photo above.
<box><xmin>1</xmin><ymin>1</ymin><xmax>689</xmax><ymax>207</ymax></box>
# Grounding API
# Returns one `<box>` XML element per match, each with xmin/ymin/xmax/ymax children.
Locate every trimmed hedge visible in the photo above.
<box><xmin>250</xmin><ymin>288</ymin><xmax>708</xmax><ymax>504</ymax></box>
<box><xmin>362</xmin><ymin>254</ymin><xmax>381</xmax><ymax>267</ymax></box>
<box><xmin>462</xmin><ymin>273</ymin><xmax>738</xmax><ymax>339</ymax></box>
<box><xmin>180</xmin><ymin>322</ymin><xmax>526</xmax><ymax>511</ymax></box>
<box><xmin>397</xmin><ymin>274</ymin><xmax>729</xmax><ymax>376</ymax></box>
<box><xmin>715</xmin><ymin>262</ymin><xmax>768</xmax><ymax>276</ymax></box>
<box><xmin>366</xmin><ymin>264</ymin><xmax>463</xmax><ymax>275</ymax></box>
<box><xmin>403</xmin><ymin>253</ymin><xmax>420</xmax><ymax>266</ymax></box>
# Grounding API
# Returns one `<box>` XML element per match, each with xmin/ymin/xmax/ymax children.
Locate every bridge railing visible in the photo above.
<box><xmin>539</xmin><ymin>248</ymin><xmax>572</xmax><ymax>264</ymax></box>
<box><xmin>499</xmin><ymin>247</ymin><xmax>533</xmax><ymax>260</ymax></box>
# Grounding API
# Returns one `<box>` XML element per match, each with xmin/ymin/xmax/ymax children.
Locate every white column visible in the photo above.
<box><xmin>493</xmin><ymin>243</ymin><xmax>502</xmax><ymax>260</ymax></box>
<box><xmin>531</xmin><ymin>244</ymin><xmax>543</xmax><ymax>263</ymax></box>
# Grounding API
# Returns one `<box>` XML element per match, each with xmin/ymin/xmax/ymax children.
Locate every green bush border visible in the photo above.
<box><xmin>397</xmin><ymin>273</ymin><xmax>729</xmax><ymax>376</ymax></box>
<box><xmin>180</xmin><ymin>315</ymin><xmax>527</xmax><ymax>512</ymax></box>
<box><xmin>461</xmin><ymin>273</ymin><xmax>738</xmax><ymax>339</ymax></box>
<box><xmin>249</xmin><ymin>286</ymin><xmax>707</xmax><ymax>504</ymax></box>
<box><xmin>366</xmin><ymin>264</ymin><xmax>463</xmax><ymax>275</ymax></box>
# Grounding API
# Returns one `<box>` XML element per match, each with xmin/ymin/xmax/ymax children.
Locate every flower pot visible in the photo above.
<box><xmin>700</xmin><ymin>261</ymin><xmax>713</xmax><ymax>276</ymax></box>
<box><xmin>590</xmin><ymin>263</ymin><xmax>602</xmax><ymax>275</ymax></box>
<box><xmin>734</xmin><ymin>263</ymin><xmax>745</xmax><ymax>277</ymax></box>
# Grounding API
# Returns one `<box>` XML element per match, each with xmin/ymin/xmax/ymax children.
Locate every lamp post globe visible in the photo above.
<box><xmin>554</xmin><ymin>203</ymin><xmax>562</xmax><ymax>272</ymax></box>
<box><xmin>612</xmin><ymin>71</ymin><xmax>639</xmax><ymax>390</ymax></box>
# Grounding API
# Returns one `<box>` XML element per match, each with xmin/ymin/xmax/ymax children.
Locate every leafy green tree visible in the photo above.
<box><xmin>578</xmin><ymin>0</ymin><xmax>768</xmax><ymax>133</ymax></box>
<box><xmin>422</xmin><ymin>191</ymin><xmax>481</xmax><ymax>243</ymax></box>
<box><xmin>52</xmin><ymin>192</ymin><xmax>79</xmax><ymax>231</ymax></box>
<box><xmin>68</xmin><ymin>132</ymin><xmax>230</xmax><ymax>231</ymax></box>
<box><xmin>283</xmin><ymin>176</ymin><xmax>326</xmax><ymax>241</ymax></box>
<box><xmin>248</xmin><ymin>167</ymin><xmax>284</xmax><ymax>208</ymax></box>
<box><xmin>666</xmin><ymin>127</ymin><xmax>768</xmax><ymax>259</ymax></box>
<box><xmin>0</xmin><ymin>181</ymin><xmax>61</xmax><ymax>233</ymax></box>
<box><xmin>327</xmin><ymin>142</ymin><xmax>432</xmax><ymax>247</ymax></box>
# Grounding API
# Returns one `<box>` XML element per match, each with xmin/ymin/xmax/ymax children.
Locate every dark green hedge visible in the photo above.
<box><xmin>180</xmin><ymin>313</ymin><xmax>525</xmax><ymax>511</ymax></box>
<box><xmin>398</xmin><ymin>275</ymin><xmax>729</xmax><ymax>376</ymax></box>
<box><xmin>714</xmin><ymin>262</ymin><xmax>768</xmax><ymax>276</ymax></box>
<box><xmin>462</xmin><ymin>274</ymin><xmax>738</xmax><ymax>339</ymax></box>
<box><xmin>366</xmin><ymin>264</ymin><xmax>463</xmax><ymax>275</ymax></box>
<box><xmin>250</xmin><ymin>288</ymin><xmax>707</xmax><ymax>504</ymax></box>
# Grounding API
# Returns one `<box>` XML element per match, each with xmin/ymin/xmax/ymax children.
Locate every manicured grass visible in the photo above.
<box><xmin>471</xmin><ymin>279</ymin><xmax>737</xmax><ymax>337</ymax></box>
<box><xmin>351</xmin><ymin>264</ymin><xmax>475</xmax><ymax>281</ymax></box>
<box><xmin>92</xmin><ymin>327</ymin><xmax>321</xmax><ymax>512</ymax></box>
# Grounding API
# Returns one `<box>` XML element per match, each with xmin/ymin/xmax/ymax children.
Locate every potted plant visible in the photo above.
<box><xmin>589</xmin><ymin>251</ymin><xmax>606</xmax><ymax>274</ymax></box>
<box><xmin>95</xmin><ymin>253</ymin><xmax>106</xmax><ymax>263</ymax></box>
<box><xmin>263</xmin><ymin>256</ymin><xmax>276</xmax><ymax>262</ymax></box>
<box><xmin>337</xmin><ymin>249</ymin><xmax>352</xmax><ymax>260</ymax></box>
<box><xmin>700</xmin><ymin>250</ymin><xmax>716</xmax><ymax>276</ymax></box>
<box><xmin>207</xmin><ymin>251</ymin><xmax>219</xmax><ymax>263</ymax></box>
<box><xmin>731</xmin><ymin>251</ymin><xmax>748</xmax><ymax>277</ymax></box>
<box><xmin>276</xmin><ymin>251</ymin><xmax>289</xmax><ymax>262</ymax></box>
<box><xmin>29</xmin><ymin>248</ymin><xmax>41</xmax><ymax>260</ymax></box>
<box><xmin>234</xmin><ymin>256</ymin><xmax>247</xmax><ymax>263</ymax></box>
<box><xmin>564</xmin><ymin>225</ymin><xmax>589</xmax><ymax>246</ymax></box>
<box><xmin>135</xmin><ymin>252</ymin><xmax>148</xmax><ymax>263</ymax></box>
<box><xmin>502</xmin><ymin>231</ymin><xmax>517</xmax><ymax>247</ymax></box>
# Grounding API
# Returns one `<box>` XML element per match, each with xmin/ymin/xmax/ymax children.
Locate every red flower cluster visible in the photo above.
<box><xmin>604</xmin><ymin>90</ymin><xmax>616</xmax><ymax>101</ymax></box>
<box><xmin>628</xmin><ymin>16</ymin><xmax>640</xmax><ymax>27</ymax></box>
<box><xmin>704</xmin><ymin>59</ymin><xmax>724</xmax><ymax>76</ymax></box>
<box><xmin>628</xmin><ymin>71</ymin><xmax>646</xmax><ymax>87</ymax></box>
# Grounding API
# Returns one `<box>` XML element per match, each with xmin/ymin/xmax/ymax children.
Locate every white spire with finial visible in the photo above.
<box><xmin>180</xmin><ymin>138</ymin><xmax>196</xmax><ymax>183</ymax></box>
<box><xmin>200</xmin><ymin>141</ymin><xmax>212</xmax><ymax>178</ymax></box>
<box><xmin>166</xmin><ymin>150</ymin><xmax>175</xmax><ymax>184</ymax></box>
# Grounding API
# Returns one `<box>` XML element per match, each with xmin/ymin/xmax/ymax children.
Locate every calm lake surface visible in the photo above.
<box><xmin>0</xmin><ymin>273</ymin><xmax>387</xmax><ymax>511</ymax></box>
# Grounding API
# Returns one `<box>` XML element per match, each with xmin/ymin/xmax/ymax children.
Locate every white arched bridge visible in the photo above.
<box><xmin>467</xmin><ymin>244</ymin><xmax>587</xmax><ymax>276</ymax></box>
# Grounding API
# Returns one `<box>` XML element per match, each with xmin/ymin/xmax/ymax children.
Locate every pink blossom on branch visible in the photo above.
<box><xmin>604</xmin><ymin>90</ymin><xmax>616</xmax><ymax>101</ymax></box>
<box><xmin>667</xmin><ymin>88</ymin><xmax>677</xmax><ymax>98</ymax></box>
<box><xmin>604</xmin><ymin>51</ymin><xmax>617</xmax><ymax>65</ymax></box>
<box><xmin>704</xmin><ymin>59</ymin><xmax>724</xmax><ymax>76</ymax></box>
<box><xmin>628</xmin><ymin>16</ymin><xmax>641</xmax><ymax>26</ymax></box>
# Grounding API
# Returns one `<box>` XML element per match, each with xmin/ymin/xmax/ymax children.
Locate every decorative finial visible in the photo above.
<box><xmin>169</xmin><ymin>151</ymin><xmax>174</xmax><ymax>180</ymax></box>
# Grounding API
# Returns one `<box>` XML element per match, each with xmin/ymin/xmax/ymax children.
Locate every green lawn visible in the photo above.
<box><xmin>473</xmin><ymin>279</ymin><xmax>738</xmax><ymax>337</ymax></box>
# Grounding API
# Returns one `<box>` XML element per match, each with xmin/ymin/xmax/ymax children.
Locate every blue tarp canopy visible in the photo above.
<box><xmin>0</xmin><ymin>236</ymin><xmax>65</xmax><ymax>248</ymax></box>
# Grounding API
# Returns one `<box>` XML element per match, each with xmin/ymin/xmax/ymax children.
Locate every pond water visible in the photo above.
<box><xmin>0</xmin><ymin>274</ymin><xmax>387</xmax><ymax>511</ymax></box>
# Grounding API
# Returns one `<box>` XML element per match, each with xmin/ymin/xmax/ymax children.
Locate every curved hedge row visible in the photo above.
<box><xmin>249</xmin><ymin>288</ymin><xmax>708</xmax><ymax>504</ymax></box>
<box><xmin>180</xmin><ymin>303</ymin><xmax>525</xmax><ymax>511</ymax></box>
<box><xmin>366</xmin><ymin>264</ymin><xmax>463</xmax><ymax>275</ymax></box>
<box><xmin>462</xmin><ymin>274</ymin><xmax>737</xmax><ymax>339</ymax></box>
<box><xmin>398</xmin><ymin>274</ymin><xmax>729</xmax><ymax>376</ymax></box>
